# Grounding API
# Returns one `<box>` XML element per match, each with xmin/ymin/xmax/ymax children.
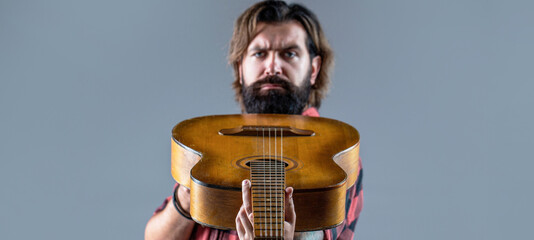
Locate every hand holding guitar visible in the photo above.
<box><xmin>236</xmin><ymin>179</ymin><xmax>296</xmax><ymax>240</ymax></box>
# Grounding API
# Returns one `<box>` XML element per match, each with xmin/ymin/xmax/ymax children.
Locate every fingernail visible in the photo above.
<box><xmin>242</xmin><ymin>180</ymin><xmax>248</xmax><ymax>186</ymax></box>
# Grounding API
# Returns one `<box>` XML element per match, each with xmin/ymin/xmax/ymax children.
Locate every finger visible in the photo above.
<box><xmin>239</xmin><ymin>205</ymin><xmax>254</xmax><ymax>238</ymax></box>
<box><xmin>242</xmin><ymin>179</ymin><xmax>252</xmax><ymax>216</ymax></box>
<box><xmin>285</xmin><ymin>187</ymin><xmax>296</xmax><ymax>225</ymax></box>
<box><xmin>236</xmin><ymin>215</ymin><xmax>245</xmax><ymax>240</ymax></box>
<box><xmin>177</xmin><ymin>184</ymin><xmax>190</xmax><ymax>197</ymax></box>
<box><xmin>176</xmin><ymin>185</ymin><xmax>191</xmax><ymax>212</ymax></box>
<box><xmin>248</xmin><ymin>212</ymin><xmax>254</xmax><ymax>225</ymax></box>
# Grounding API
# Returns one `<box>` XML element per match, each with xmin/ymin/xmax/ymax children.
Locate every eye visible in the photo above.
<box><xmin>252</xmin><ymin>51</ymin><xmax>265</xmax><ymax>58</ymax></box>
<box><xmin>284</xmin><ymin>51</ymin><xmax>297</xmax><ymax>58</ymax></box>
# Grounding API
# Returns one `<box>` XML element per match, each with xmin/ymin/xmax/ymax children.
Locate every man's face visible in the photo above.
<box><xmin>239</xmin><ymin>21</ymin><xmax>321</xmax><ymax>114</ymax></box>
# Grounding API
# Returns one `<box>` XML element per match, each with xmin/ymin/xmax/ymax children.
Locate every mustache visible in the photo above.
<box><xmin>251</xmin><ymin>76</ymin><xmax>292</xmax><ymax>90</ymax></box>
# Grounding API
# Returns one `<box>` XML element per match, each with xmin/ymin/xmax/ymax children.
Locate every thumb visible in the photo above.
<box><xmin>285</xmin><ymin>187</ymin><xmax>296</xmax><ymax>225</ymax></box>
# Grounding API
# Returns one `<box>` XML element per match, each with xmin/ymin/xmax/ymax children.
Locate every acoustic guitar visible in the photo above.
<box><xmin>171</xmin><ymin>114</ymin><xmax>360</xmax><ymax>238</ymax></box>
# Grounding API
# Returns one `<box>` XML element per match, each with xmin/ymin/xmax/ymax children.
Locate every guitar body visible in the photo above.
<box><xmin>171</xmin><ymin>114</ymin><xmax>360</xmax><ymax>232</ymax></box>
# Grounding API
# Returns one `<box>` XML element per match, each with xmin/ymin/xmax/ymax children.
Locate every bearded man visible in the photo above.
<box><xmin>145</xmin><ymin>1</ymin><xmax>363</xmax><ymax>239</ymax></box>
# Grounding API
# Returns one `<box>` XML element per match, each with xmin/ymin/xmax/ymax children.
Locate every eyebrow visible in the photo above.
<box><xmin>249</xmin><ymin>44</ymin><xmax>302</xmax><ymax>52</ymax></box>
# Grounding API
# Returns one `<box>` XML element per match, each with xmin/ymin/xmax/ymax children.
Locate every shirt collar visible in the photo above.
<box><xmin>302</xmin><ymin>107</ymin><xmax>320</xmax><ymax>117</ymax></box>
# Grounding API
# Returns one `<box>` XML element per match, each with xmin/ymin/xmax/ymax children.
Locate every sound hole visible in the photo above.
<box><xmin>246</xmin><ymin>159</ymin><xmax>289</xmax><ymax>168</ymax></box>
<box><xmin>234</xmin><ymin>156</ymin><xmax>298</xmax><ymax>171</ymax></box>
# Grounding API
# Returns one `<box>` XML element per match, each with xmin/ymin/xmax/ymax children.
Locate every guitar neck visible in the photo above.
<box><xmin>250</xmin><ymin>159</ymin><xmax>286</xmax><ymax>239</ymax></box>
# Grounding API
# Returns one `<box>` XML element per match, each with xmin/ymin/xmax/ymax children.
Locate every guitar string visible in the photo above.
<box><xmin>280</xmin><ymin>126</ymin><xmax>284</xmax><ymax>238</ymax></box>
<box><xmin>256</xmin><ymin>126</ymin><xmax>262</xmax><ymax>238</ymax></box>
<box><xmin>262</xmin><ymin>126</ymin><xmax>266</xmax><ymax>237</ymax></box>
<box><xmin>274</xmin><ymin>127</ymin><xmax>278</xmax><ymax>237</ymax></box>
<box><xmin>280</xmin><ymin>127</ymin><xmax>283</xmax><ymax>238</ymax></box>
<box><xmin>275</xmin><ymin>127</ymin><xmax>279</xmax><ymax>238</ymax></box>
<box><xmin>269</xmin><ymin>127</ymin><xmax>273</xmax><ymax>237</ymax></box>
<box><xmin>280</xmin><ymin>127</ymin><xmax>283</xmax><ymax>237</ymax></box>
<box><xmin>255</xmin><ymin>126</ymin><xmax>286</xmax><ymax>238</ymax></box>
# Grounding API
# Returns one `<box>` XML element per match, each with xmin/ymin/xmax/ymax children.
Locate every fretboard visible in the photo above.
<box><xmin>250</xmin><ymin>159</ymin><xmax>286</xmax><ymax>239</ymax></box>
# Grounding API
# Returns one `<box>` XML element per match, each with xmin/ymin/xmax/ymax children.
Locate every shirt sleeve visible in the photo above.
<box><xmin>324</xmin><ymin>158</ymin><xmax>364</xmax><ymax>240</ymax></box>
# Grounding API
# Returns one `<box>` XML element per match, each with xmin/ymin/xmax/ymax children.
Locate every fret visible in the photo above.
<box><xmin>251</xmin><ymin>182</ymin><xmax>285</xmax><ymax>184</ymax></box>
<box><xmin>250</xmin><ymin>170</ymin><xmax>285</xmax><ymax>172</ymax></box>
<box><xmin>250</xmin><ymin>169</ymin><xmax>285</xmax><ymax>171</ymax></box>
<box><xmin>250</xmin><ymin>180</ymin><xmax>284</xmax><ymax>182</ymax></box>
<box><xmin>251</xmin><ymin>196</ymin><xmax>284</xmax><ymax>199</ymax></box>
<box><xmin>252</xmin><ymin>210</ymin><xmax>284</xmax><ymax>213</ymax></box>
<box><xmin>250</xmin><ymin>178</ymin><xmax>284</xmax><ymax>180</ymax></box>
<box><xmin>253</xmin><ymin>201</ymin><xmax>281</xmax><ymax>207</ymax></box>
<box><xmin>250</xmin><ymin>175</ymin><xmax>284</xmax><ymax>177</ymax></box>
<box><xmin>251</xmin><ymin>184</ymin><xmax>284</xmax><ymax>187</ymax></box>
<box><xmin>251</xmin><ymin>194</ymin><xmax>284</xmax><ymax>197</ymax></box>
<box><xmin>250</xmin><ymin>176</ymin><xmax>284</xmax><ymax>178</ymax></box>
<box><xmin>251</xmin><ymin>190</ymin><xmax>285</xmax><ymax>193</ymax></box>
<box><xmin>251</xmin><ymin>178</ymin><xmax>284</xmax><ymax>180</ymax></box>
<box><xmin>252</xmin><ymin>215</ymin><xmax>284</xmax><ymax>218</ymax></box>
<box><xmin>250</xmin><ymin>168</ymin><xmax>286</xmax><ymax>170</ymax></box>
<box><xmin>250</xmin><ymin>174</ymin><xmax>285</xmax><ymax>176</ymax></box>
<box><xmin>251</xmin><ymin>190</ymin><xmax>285</xmax><ymax>192</ymax></box>
<box><xmin>250</xmin><ymin>169</ymin><xmax>284</xmax><ymax>171</ymax></box>
<box><xmin>254</xmin><ymin>222</ymin><xmax>285</xmax><ymax>225</ymax></box>
<box><xmin>252</xmin><ymin>208</ymin><xmax>284</xmax><ymax>211</ymax></box>
<box><xmin>251</xmin><ymin>184</ymin><xmax>285</xmax><ymax>186</ymax></box>
<box><xmin>250</xmin><ymin>237</ymin><xmax>284</xmax><ymax>240</ymax></box>
<box><xmin>251</xmin><ymin>183</ymin><xmax>285</xmax><ymax>184</ymax></box>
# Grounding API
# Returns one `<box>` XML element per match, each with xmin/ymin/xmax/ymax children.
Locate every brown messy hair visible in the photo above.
<box><xmin>229</xmin><ymin>0</ymin><xmax>334</xmax><ymax>110</ymax></box>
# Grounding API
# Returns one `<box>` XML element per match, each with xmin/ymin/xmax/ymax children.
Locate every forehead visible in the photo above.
<box><xmin>247</xmin><ymin>21</ymin><xmax>308</xmax><ymax>50</ymax></box>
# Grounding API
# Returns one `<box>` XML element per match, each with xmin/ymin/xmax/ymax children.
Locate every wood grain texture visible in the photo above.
<box><xmin>170</xmin><ymin>114</ymin><xmax>360</xmax><ymax>231</ymax></box>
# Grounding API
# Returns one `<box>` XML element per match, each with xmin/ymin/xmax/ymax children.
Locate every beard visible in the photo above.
<box><xmin>241</xmin><ymin>74</ymin><xmax>311</xmax><ymax>114</ymax></box>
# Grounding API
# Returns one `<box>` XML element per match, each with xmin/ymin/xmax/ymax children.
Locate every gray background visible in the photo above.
<box><xmin>1</xmin><ymin>0</ymin><xmax>532</xmax><ymax>239</ymax></box>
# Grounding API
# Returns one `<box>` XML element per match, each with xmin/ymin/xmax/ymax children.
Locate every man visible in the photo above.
<box><xmin>145</xmin><ymin>1</ymin><xmax>363</xmax><ymax>239</ymax></box>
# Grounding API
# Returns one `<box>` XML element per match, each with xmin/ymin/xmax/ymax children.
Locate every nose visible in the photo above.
<box><xmin>264</xmin><ymin>52</ymin><xmax>282</xmax><ymax>76</ymax></box>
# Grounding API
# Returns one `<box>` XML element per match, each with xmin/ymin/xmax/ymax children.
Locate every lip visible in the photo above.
<box><xmin>260</xmin><ymin>83</ymin><xmax>284</xmax><ymax>90</ymax></box>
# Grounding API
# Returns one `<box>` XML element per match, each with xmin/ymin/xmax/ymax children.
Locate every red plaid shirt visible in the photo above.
<box><xmin>155</xmin><ymin>108</ymin><xmax>363</xmax><ymax>239</ymax></box>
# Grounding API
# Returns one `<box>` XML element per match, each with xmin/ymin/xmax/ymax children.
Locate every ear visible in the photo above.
<box><xmin>310</xmin><ymin>56</ymin><xmax>321</xmax><ymax>86</ymax></box>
